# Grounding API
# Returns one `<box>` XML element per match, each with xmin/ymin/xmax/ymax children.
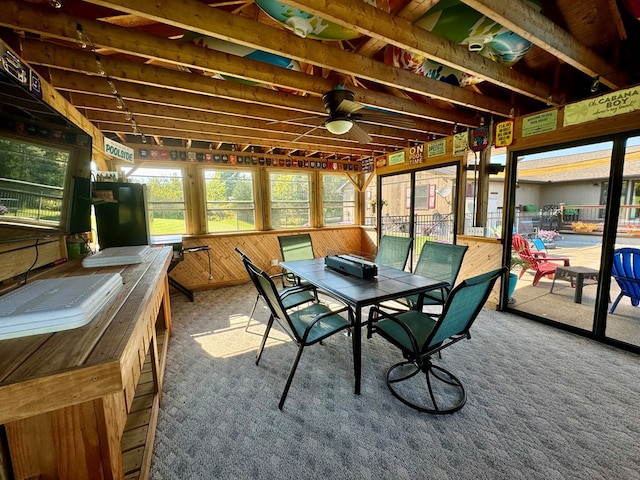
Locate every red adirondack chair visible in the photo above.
<box><xmin>512</xmin><ymin>234</ymin><xmax>570</xmax><ymax>286</ymax></box>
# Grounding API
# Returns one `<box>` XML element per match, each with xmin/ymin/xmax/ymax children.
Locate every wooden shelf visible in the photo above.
<box><xmin>122</xmin><ymin>327</ymin><xmax>168</xmax><ymax>480</ymax></box>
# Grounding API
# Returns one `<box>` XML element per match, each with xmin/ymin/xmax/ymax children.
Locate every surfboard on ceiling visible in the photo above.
<box><xmin>385</xmin><ymin>0</ymin><xmax>542</xmax><ymax>87</ymax></box>
<box><xmin>254</xmin><ymin>0</ymin><xmax>403</xmax><ymax>40</ymax></box>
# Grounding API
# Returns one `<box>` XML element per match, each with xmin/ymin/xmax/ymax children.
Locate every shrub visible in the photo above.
<box><xmin>571</xmin><ymin>221</ymin><xmax>597</xmax><ymax>232</ymax></box>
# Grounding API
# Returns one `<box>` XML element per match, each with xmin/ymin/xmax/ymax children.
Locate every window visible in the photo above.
<box><xmin>414</xmin><ymin>185</ymin><xmax>437</xmax><ymax>210</ymax></box>
<box><xmin>322</xmin><ymin>174</ymin><xmax>355</xmax><ymax>225</ymax></box>
<box><xmin>269</xmin><ymin>172</ymin><xmax>310</xmax><ymax>228</ymax></box>
<box><xmin>126</xmin><ymin>167</ymin><xmax>186</xmax><ymax>235</ymax></box>
<box><xmin>204</xmin><ymin>170</ymin><xmax>255</xmax><ymax>232</ymax></box>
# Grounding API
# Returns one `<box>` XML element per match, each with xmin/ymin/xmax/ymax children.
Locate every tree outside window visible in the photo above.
<box><xmin>204</xmin><ymin>170</ymin><xmax>255</xmax><ymax>232</ymax></box>
<box><xmin>322</xmin><ymin>174</ymin><xmax>355</xmax><ymax>225</ymax></box>
<box><xmin>269</xmin><ymin>172</ymin><xmax>310</xmax><ymax>228</ymax></box>
<box><xmin>126</xmin><ymin>167</ymin><xmax>186</xmax><ymax>235</ymax></box>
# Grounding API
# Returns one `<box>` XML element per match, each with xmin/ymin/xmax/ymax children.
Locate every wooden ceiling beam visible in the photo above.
<box><xmin>280</xmin><ymin>0</ymin><xmax>559</xmax><ymax>104</ymax></box>
<box><xmin>459</xmin><ymin>0</ymin><xmax>627</xmax><ymax>89</ymax></box>
<box><xmin>22</xmin><ymin>41</ymin><xmax>460</xmax><ymax>136</ymax></box>
<box><xmin>84</xmin><ymin>103</ymin><xmax>428</xmax><ymax>148</ymax></box>
<box><xmin>1</xmin><ymin>2</ymin><xmax>476</xmax><ymax>125</ymax></box>
<box><xmin>355</xmin><ymin>0</ymin><xmax>440</xmax><ymax>58</ymax></box>
<box><xmin>81</xmin><ymin>0</ymin><xmax>514</xmax><ymax>115</ymax></box>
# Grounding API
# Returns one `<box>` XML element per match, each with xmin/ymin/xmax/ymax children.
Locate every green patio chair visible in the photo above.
<box><xmin>246</xmin><ymin>256</ymin><xmax>354</xmax><ymax>409</ymax></box>
<box><xmin>278</xmin><ymin>233</ymin><xmax>315</xmax><ymax>286</ymax></box>
<box><xmin>235</xmin><ymin>247</ymin><xmax>317</xmax><ymax>331</ymax></box>
<box><xmin>368</xmin><ymin>267</ymin><xmax>507</xmax><ymax>414</ymax></box>
<box><xmin>374</xmin><ymin>235</ymin><xmax>413</xmax><ymax>270</ymax></box>
<box><xmin>378</xmin><ymin>241</ymin><xmax>468</xmax><ymax>316</ymax></box>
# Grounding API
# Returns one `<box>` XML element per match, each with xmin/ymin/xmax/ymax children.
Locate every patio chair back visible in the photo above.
<box><xmin>375</xmin><ymin>235</ymin><xmax>413</xmax><ymax>270</ymax></box>
<box><xmin>610</xmin><ymin>247</ymin><xmax>640</xmax><ymax>313</ymax></box>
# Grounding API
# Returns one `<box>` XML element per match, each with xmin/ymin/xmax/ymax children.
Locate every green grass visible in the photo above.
<box><xmin>149</xmin><ymin>218</ymin><xmax>186</xmax><ymax>235</ymax></box>
<box><xmin>208</xmin><ymin>217</ymin><xmax>255</xmax><ymax>232</ymax></box>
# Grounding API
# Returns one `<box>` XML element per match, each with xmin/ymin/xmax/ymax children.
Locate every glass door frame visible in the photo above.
<box><xmin>377</xmin><ymin>160</ymin><xmax>462</xmax><ymax>269</ymax></box>
<box><xmin>502</xmin><ymin>130</ymin><xmax>640</xmax><ymax>355</ymax></box>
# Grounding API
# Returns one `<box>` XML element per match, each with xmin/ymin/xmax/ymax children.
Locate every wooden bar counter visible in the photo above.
<box><xmin>0</xmin><ymin>246</ymin><xmax>173</xmax><ymax>480</ymax></box>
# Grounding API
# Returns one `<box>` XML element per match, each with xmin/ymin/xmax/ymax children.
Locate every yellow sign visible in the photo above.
<box><xmin>494</xmin><ymin>120</ymin><xmax>514</xmax><ymax>147</ymax></box>
<box><xmin>564</xmin><ymin>86</ymin><xmax>640</xmax><ymax>126</ymax></box>
<box><xmin>453</xmin><ymin>132</ymin><xmax>468</xmax><ymax>156</ymax></box>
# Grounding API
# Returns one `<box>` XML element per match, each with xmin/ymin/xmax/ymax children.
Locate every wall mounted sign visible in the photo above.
<box><xmin>494</xmin><ymin>120</ymin><xmax>514</xmax><ymax>147</ymax></box>
<box><xmin>563</xmin><ymin>85</ymin><xmax>640</xmax><ymax>127</ymax></box>
<box><xmin>471</xmin><ymin>125</ymin><xmax>489</xmax><ymax>151</ymax></box>
<box><xmin>453</xmin><ymin>131</ymin><xmax>468</xmax><ymax>156</ymax></box>
<box><xmin>388</xmin><ymin>151</ymin><xmax>405</xmax><ymax>165</ymax></box>
<box><xmin>104</xmin><ymin>137</ymin><xmax>134</xmax><ymax>163</ymax></box>
<box><xmin>409</xmin><ymin>143</ymin><xmax>425</xmax><ymax>164</ymax></box>
<box><xmin>427</xmin><ymin>139</ymin><xmax>446</xmax><ymax>158</ymax></box>
<box><xmin>522</xmin><ymin>110</ymin><xmax>557</xmax><ymax>137</ymax></box>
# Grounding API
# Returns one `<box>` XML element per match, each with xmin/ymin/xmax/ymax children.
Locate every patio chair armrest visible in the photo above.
<box><xmin>368</xmin><ymin>306</ymin><xmax>421</xmax><ymax>357</ymax></box>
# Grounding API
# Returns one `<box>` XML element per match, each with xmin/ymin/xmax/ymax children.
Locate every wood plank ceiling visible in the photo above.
<box><xmin>0</xmin><ymin>0</ymin><xmax>638</xmax><ymax>162</ymax></box>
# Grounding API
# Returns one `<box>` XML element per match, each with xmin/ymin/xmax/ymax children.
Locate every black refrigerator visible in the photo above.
<box><xmin>93</xmin><ymin>182</ymin><xmax>150</xmax><ymax>249</ymax></box>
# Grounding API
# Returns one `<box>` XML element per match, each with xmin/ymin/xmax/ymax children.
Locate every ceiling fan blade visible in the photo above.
<box><xmin>348</xmin><ymin>122</ymin><xmax>372</xmax><ymax>144</ymax></box>
<box><xmin>291</xmin><ymin>123</ymin><xmax>323</xmax><ymax>143</ymax></box>
<box><xmin>336</xmin><ymin>99</ymin><xmax>364</xmax><ymax>114</ymax></box>
<box><xmin>267</xmin><ymin>115</ymin><xmax>325</xmax><ymax>125</ymax></box>
<box><xmin>359</xmin><ymin>112</ymin><xmax>416</xmax><ymax>129</ymax></box>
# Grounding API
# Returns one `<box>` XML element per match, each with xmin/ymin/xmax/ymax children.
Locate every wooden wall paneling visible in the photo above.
<box><xmin>172</xmin><ymin>227</ymin><xmax>364</xmax><ymax>290</ymax></box>
<box><xmin>0</xmin><ymin>238</ymin><xmax>65</xmax><ymax>283</ymax></box>
<box><xmin>457</xmin><ymin>235</ymin><xmax>504</xmax><ymax>307</ymax></box>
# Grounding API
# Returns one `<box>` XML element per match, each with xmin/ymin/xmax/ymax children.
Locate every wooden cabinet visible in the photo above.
<box><xmin>0</xmin><ymin>246</ymin><xmax>172</xmax><ymax>480</ymax></box>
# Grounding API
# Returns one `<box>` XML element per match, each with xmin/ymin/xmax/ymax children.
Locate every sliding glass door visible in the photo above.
<box><xmin>507</xmin><ymin>133</ymin><xmax>640</xmax><ymax>352</ymax></box>
<box><xmin>379</xmin><ymin>163</ymin><xmax>459</xmax><ymax>270</ymax></box>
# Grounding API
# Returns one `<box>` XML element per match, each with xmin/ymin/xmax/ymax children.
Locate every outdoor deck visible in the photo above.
<box><xmin>510</xmin><ymin>233</ymin><xmax>640</xmax><ymax>347</ymax></box>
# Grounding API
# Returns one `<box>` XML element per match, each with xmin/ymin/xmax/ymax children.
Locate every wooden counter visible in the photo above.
<box><xmin>0</xmin><ymin>246</ymin><xmax>172</xmax><ymax>480</ymax></box>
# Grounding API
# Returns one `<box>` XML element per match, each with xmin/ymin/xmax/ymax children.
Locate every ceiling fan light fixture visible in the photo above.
<box><xmin>326</xmin><ymin>118</ymin><xmax>353</xmax><ymax>135</ymax></box>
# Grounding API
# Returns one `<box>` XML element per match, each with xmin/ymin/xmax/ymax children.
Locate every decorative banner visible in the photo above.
<box><xmin>470</xmin><ymin>126</ymin><xmax>489</xmax><ymax>152</ymax></box>
<box><xmin>388</xmin><ymin>151</ymin><xmax>405</xmax><ymax>165</ymax></box>
<box><xmin>427</xmin><ymin>139</ymin><xmax>446</xmax><ymax>158</ymax></box>
<box><xmin>564</xmin><ymin>86</ymin><xmax>640</xmax><ymax>127</ymax></box>
<box><xmin>409</xmin><ymin>143</ymin><xmax>424</xmax><ymax>164</ymax></box>
<box><xmin>104</xmin><ymin>136</ymin><xmax>134</xmax><ymax>163</ymax></box>
<box><xmin>453</xmin><ymin>131</ymin><xmax>468</xmax><ymax>156</ymax></box>
<box><xmin>494</xmin><ymin>120</ymin><xmax>514</xmax><ymax>147</ymax></box>
<box><xmin>522</xmin><ymin>110</ymin><xmax>557</xmax><ymax>137</ymax></box>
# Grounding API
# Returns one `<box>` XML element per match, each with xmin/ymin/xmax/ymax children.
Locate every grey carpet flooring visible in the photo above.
<box><xmin>150</xmin><ymin>285</ymin><xmax>640</xmax><ymax>480</ymax></box>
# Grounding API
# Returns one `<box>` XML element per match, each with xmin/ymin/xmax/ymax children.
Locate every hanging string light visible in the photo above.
<box><xmin>115</xmin><ymin>94</ymin><xmax>125</xmax><ymax>110</ymax></box>
<box><xmin>56</xmin><ymin>3</ymin><xmax>146</xmax><ymax>142</ymax></box>
<box><xmin>76</xmin><ymin>23</ymin><xmax>88</xmax><ymax>48</ymax></box>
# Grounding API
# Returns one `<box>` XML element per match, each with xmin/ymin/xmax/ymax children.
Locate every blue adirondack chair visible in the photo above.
<box><xmin>610</xmin><ymin>248</ymin><xmax>640</xmax><ymax>314</ymax></box>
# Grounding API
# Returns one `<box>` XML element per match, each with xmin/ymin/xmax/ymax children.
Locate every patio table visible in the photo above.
<box><xmin>280</xmin><ymin>257</ymin><xmax>447</xmax><ymax>395</ymax></box>
<box><xmin>550</xmin><ymin>265</ymin><xmax>599</xmax><ymax>304</ymax></box>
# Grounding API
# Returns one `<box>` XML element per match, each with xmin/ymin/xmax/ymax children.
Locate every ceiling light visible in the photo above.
<box><xmin>76</xmin><ymin>24</ymin><xmax>87</xmax><ymax>48</ymax></box>
<box><xmin>326</xmin><ymin>118</ymin><xmax>353</xmax><ymax>135</ymax></box>
<box><xmin>285</xmin><ymin>17</ymin><xmax>312</xmax><ymax>38</ymax></box>
<box><xmin>591</xmin><ymin>76</ymin><xmax>600</xmax><ymax>93</ymax></box>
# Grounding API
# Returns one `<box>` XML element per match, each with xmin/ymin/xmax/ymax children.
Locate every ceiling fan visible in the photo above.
<box><xmin>285</xmin><ymin>88</ymin><xmax>416</xmax><ymax>144</ymax></box>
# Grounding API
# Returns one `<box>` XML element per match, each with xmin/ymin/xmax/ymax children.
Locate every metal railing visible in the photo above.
<box><xmin>0</xmin><ymin>183</ymin><xmax>63</xmax><ymax>223</ymax></box>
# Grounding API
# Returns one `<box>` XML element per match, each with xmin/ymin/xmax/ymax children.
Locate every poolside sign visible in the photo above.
<box><xmin>104</xmin><ymin>137</ymin><xmax>134</xmax><ymax>163</ymax></box>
